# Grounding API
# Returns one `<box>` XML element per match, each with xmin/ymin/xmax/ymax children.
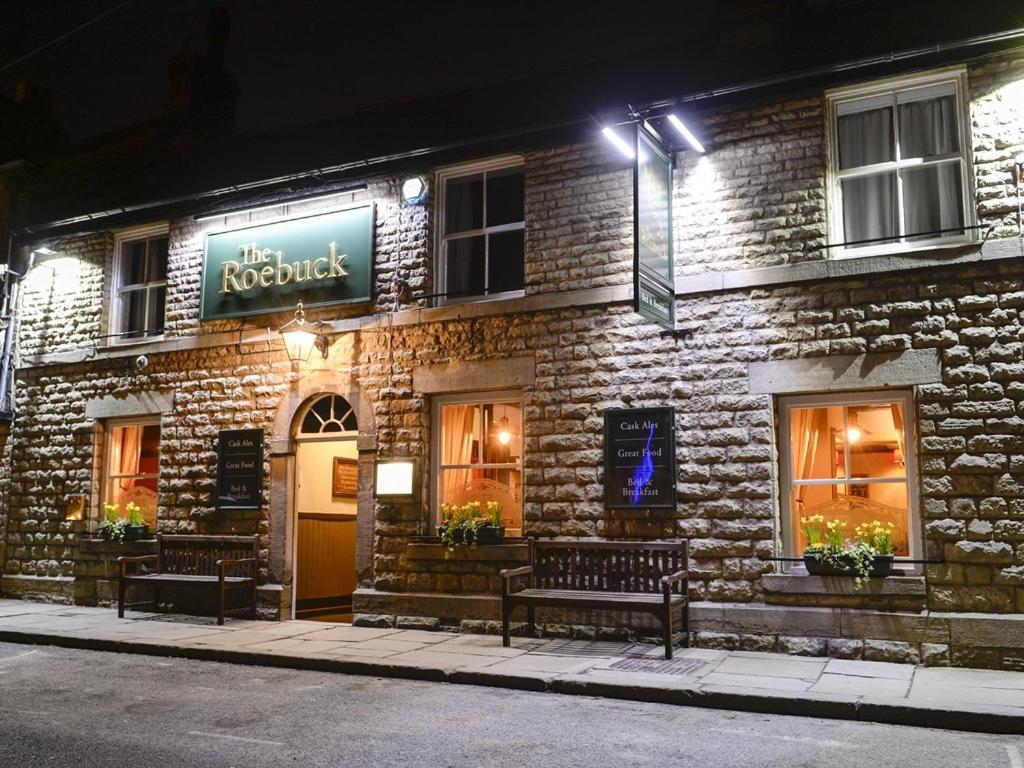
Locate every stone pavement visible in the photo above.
<box><xmin>1</xmin><ymin>599</ymin><xmax>1023</xmax><ymax>735</ymax></box>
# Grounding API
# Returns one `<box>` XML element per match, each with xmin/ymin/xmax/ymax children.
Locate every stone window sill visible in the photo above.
<box><xmin>761</xmin><ymin>573</ymin><xmax>926</xmax><ymax>597</ymax></box>
<box><xmin>406</xmin><ymin>540</ymin><xmax>530</xmax><ymax>562</ymax></box>
<box><xmin>79</xmin><ymin>538</ymin><xmax>157</xmax><ymax>556</ymax></box>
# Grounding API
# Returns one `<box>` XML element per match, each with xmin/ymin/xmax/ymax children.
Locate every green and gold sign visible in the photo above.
<box><xmin>200</xmin><ymin>204</ymin><xmax>374</xmax><ymax>320</ymax></box>
<box><xmin>633</xmin><ymin>126</ymin><xmax>675</xmax><ymax>332</ymax></box>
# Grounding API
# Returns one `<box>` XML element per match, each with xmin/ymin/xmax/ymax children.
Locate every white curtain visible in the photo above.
<box><xmin>899</xmin><ymin>95</ymin><xmax>962</xmax><ymax>239</ymax></box>
<box><xmin>838</xmin><ymin>107</ymin><xmax>896</xmax><ymax>245</ymax></box>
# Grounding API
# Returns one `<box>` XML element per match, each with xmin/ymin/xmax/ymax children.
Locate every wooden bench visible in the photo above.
<box><xmin>118</xmin><ymin>534</ymin><xmax>259</xmax><ymax>625</ymax></box>
<box><xmin>500</xmin><ymin>539</ymin><xmax>689</xmax><ymax>659</ymax></box>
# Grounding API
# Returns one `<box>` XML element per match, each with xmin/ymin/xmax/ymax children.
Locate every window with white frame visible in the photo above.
<box><xmin>437</xmin><ymin>158</ymin><xmax>524</xmax><ymax>302</ymax></box>
<box><xmin>111</xmin><ymin>227</ymin><xmax>168</xmax><ymax>340</ymax></box>
<box><xmin>779</xmin><ymin>391</ymin><xmax>918</xmax><ymax>562</ymax></box>
<box><xmin>432</xmin><ymin>392</ymin><xmax>523</xmax><ymax>534</ymax></box>
<box><xmin>828</xmin><ymin>70</ymin><xmax>972</xmax><ymax>253</ymax></box>
<box><xmin>103</xmin><ymin>418</ymin><xmax>161</xmax><ymax>527</ymax></box>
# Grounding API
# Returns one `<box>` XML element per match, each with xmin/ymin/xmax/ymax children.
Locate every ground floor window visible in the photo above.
<box><xmin>779</xmin><ymin>390</ymin><xmax>917</xmax><ymax>560</ymax></box>
<box><xmin>433</xmin><ymin>391</ymin><xmax>523</xmax><ymax>534</ymax></box>
<box><xmin>103</xmin><ymin>418</ymin><xmax>161</xmax><ymax>527</ymax></box>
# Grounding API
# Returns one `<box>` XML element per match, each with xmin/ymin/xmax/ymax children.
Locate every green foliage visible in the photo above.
<box><xmin>438</xmin><ymin>502</ymin><xmax>503</xmax><ymax>549</ymax></box>
<box><xmin>803</xmin><ymin>517</ymin><xmax>894</xmax><ymax>589</ymax></box>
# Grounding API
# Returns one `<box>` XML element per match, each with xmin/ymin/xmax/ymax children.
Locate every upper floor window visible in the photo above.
<box><xmin>828</xmin><ymin>70</ymin><xmax>972</xmax><ymax>255</ymax></box>
<box><xmin>111</xmin><ymin>226</ymin><xmax>168</xmax><ymax>341</ymax></box>
<box><xmin>437</xmin><ymin>157</ymin><xmax>524</xmax><ymax>303</ymax></box>
<box><xmin>778</xmin><ymin>391</ymin><xmax>919</xmax><ymax>564</ymax></box>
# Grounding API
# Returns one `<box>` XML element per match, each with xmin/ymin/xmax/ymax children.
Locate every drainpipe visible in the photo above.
<box><xmin>0</xmin><ymin>235</ymin><xmax>31</xmax><ymax>422</ymax></box>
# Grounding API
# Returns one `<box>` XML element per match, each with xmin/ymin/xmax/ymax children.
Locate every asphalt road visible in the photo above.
<box><xmin>0</xmin><ymin>641</ymin><xmax>1021</xmax><ymax>768</ymax></box>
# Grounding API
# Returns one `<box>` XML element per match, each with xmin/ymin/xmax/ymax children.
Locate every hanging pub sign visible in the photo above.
<box><xmin>200</xmin><ymin>204</ymin><xmax>375</xmax><ymax>320</ymax></box>
<box><xmin>633</xmin><ymin>125</ymin><xmax>675</xmax><ymax>331</ymax></box>
<box><xmin>216</xmin><ymin>428</ymin><xmax>264</xmax><ymax>510</ymax></box>
<box><xmin>604</xmin><ymin>407</ymin><xmax>676</xmax><ymax>509</ymax></box>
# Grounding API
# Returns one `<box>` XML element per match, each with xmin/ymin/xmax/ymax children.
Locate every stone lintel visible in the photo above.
<box><xmin>748</xmin><ymin>349</ymin><xmax>941</xmax><ymax>395</ymax></box>
<box><xmin>413</xmin><ymin>356</ymin><xmax>535</xmax><ymax>394</ymax></box>
<box><xmin>84</xmin><ymin>390</ymin><xmax>175</xmax><ymax>419</ymax></box>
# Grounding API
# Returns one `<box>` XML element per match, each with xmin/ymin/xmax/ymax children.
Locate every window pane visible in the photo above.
<box><xmin>480</xmin><ymin>402</ymin><xmax>522</xmax><ymax>464</ymax></box>
<box><xmin>486</xmin><ymin>167</ymin><xmax>524</xmax><ymax>226</ymax></box>
<box><xmin>120</xmin><ymin>240</ymin><xmax>148</xmax><ymax>285</ymax></box>
<box><xmin>149</xmin><ymin>236</ymin><xmax>169</xmax><ymax>281</ymax></box>
<box><xmin>487</xmin><ymin>229</ymin><xmax>524</xmax><ymax>293</ymax></box>
<box><xmin>789</xmin><ymin>405</ymin><xmax>846</xmax><ymax>482</ymax></box>
<box><xmin>444</xmin><ymin>236</ymin><xmax>485</xmax><ymax>298</ymax></box>
<box><xmin>841</xmin><ymin>173</ymin><xmax>897</xmax><ymax>247</ymax></box>
<box><xmin>120</xmin><ymin>290</ymin><xmax>147</xmax><ymax>337</ymax></box>
<box><xmin>146</xmin><ymin>287</ymin><xmax>166</xmax><ymax>336</ymax></box>
<box><xmin>848</xmin><ymin>402</ymin><xmax>908</xmax><ymax>480</ymax></box>
<box><xmin>837</xmin><ymin>106</ymin><xmax>893</xmax><ymax>169</ymax></box>
<box><xmin>440</xmin><ymin>403</ymin><xmax>480</xmax><ymax>466</ymax></box>
<box><xmin>902</xmin><ymin>164</ymin><xmax>964</xmax><ymax>241</ymax></box>
<box><xmin>791</xmin><ymin>485</ymin><xmax>909</xmax><ymax>557</ymax></box>
<box><xmin>898</xmin><ymin>94</ymin><xmax>959</xmax><ymax>159</ymax></box>
<box><xmin>444</xmin><ymin>174</ymin><xmax>483</xmax><ymax>233</ymax></box>
<box><xmin>438</xmin><ymin>467</ymin><xmax>523</xmax><ymax>531</ymax></box>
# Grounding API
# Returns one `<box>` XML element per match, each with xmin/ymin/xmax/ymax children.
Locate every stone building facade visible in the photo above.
<box><xmin>3</xmin><ymin>47</ymin><xmax>1024</xmax><ymax>669</ymax></box>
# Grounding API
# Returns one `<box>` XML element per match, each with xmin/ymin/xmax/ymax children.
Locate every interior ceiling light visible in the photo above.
<box><xmin>666</xmin><ymin>114</ymin><xmax>706</xmax><ymax>153</ymax></box>
<box><xmin>601</xmin><ymin>126</ymin><xmax>635</xmax><ymax>159</ymax></box>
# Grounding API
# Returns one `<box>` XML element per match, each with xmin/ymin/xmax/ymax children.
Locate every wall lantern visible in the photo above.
<box><xmin>278</xmin><ymin>301</ymin><xmax>330</xmax><ymax>362</ymax></box>
<box><xmin>401</xmin><ymin>176</ymin><xmax>428</xmax><ymax>205</ymax></box>
<box><xmin>374</xmin><ymin>458</ymin><xmax>418</xmax><ymax>499</ymax></box>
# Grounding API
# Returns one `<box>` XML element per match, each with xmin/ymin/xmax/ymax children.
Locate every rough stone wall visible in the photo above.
<box><xmin>674</xmin><ymin>96</ymin><xmax>828</xmax><ymax>274</ymax></box>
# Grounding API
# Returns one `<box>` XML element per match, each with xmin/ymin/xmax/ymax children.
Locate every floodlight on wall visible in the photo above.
<box><xmin>601</xmin><ymin>126</ymin><xmax>635</xmax><ymax>159</ymax></box>
<box><xmin>278</xmin><ymin>301</ymin><xmax>330</xmax><ymax>362</ymax></box>
<box><xmin>374</xmin><ymin>458</ymin><xmax>418</xmax><ymax>499</ymax></box>
<box><xmin>401</xmin><ymin>176</ymin><xmax>428</xmax><ymax>205</ymax></box>
<box><xmin>666</xmin><ymin>114</ymin><xmax>706</xmax><ymax>153</ymax></box>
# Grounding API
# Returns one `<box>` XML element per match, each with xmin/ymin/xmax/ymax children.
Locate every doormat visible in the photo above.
<box><xmin>608</xmin><ymin>656</ymin><xmax>706</xmax><ymax>675</ymax></box>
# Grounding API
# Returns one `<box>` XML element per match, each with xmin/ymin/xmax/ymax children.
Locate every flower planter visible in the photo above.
<box><xmin>123</xmin><ymin>524</ymin><xmax>150</xmax><ymax>541</ymax></box>
<box><xmin>475</xmin><ymin>524</ymin><xmax>505</xmax><ymax>545</ymax></box>
<box><xmin>803</xmin><ymin>553</ymin><xmax>894</xmax><ymax>578</ymax></box>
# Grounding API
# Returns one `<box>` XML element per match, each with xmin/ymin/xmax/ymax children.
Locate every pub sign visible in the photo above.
<box><xmin>216</xmin><ymin>428</ymin><xmax>264</xmax><ymax>510</ymax></box>
<box><xmin>633</xmin><ymin>125</ymin><xmax>675</xmax><ymax>332</ymax></box>
<box><xmin>603</xmin><ymin>407</ymin><xmax>677</xmax><ymax>509</ymax></box>
<box><xmin>201</xmin><ymin>204</ymin><xmax>374</xmax><ymax>320</ymax></box>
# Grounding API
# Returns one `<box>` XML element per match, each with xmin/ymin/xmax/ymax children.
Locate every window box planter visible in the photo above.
<box><xmin>475</xmin><ymin>524</ymin><xmax>505</xmax><ymax>545</ymax></box>
<box><xmin>803</xmin><ymin>553</ymin><xmax>894</xmax><ymax>578</ymax></box>
<box><xmin>123</xmin><ymin>524</ymin><xmax>150</xmax><ymax>541</ymax></box>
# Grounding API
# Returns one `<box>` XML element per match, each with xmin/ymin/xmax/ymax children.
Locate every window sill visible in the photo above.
<box><xmin>96</xmin><ymin>334</ymin><xmax>166</xmax><ymax>353</ymax></box>
<box><xmin>675</xmin><ymin>236</ymin><xmax>1021</xmax><ymax>297</ymax></box>
<box><xmin>406</xmin><ymin>539</ymin><xmax>530</xmax><ymax>561</ymax></box>
<box><xmin>79</xmin><ymin>537</ymin><xmax>157</xmax><ymax>557</ymax></box>
<box><xmin>762</xmin><ymin>572</ymin><xmax>926</xmax><ymax>597</ymax></box>
<box><xmin>435</xmin><ymin>289</ymin><xmax>525</xmax><ymax>308</ymax></box>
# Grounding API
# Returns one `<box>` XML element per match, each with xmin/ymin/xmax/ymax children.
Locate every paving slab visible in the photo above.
<box><xmin>714</xmin><ymin>656</ymin><xmax>826</xmax><ymax>681</ymax></box>
<box><xmin>824</xmin><ymin>658</ymin><xmax>915</xmax><ymax>681</ymax></box>
<box><xmin>913</xmin><ymin>666</ymin><xmax>1024</xmax><ymax>690</ymax></box>
<box><xmin>700</xmin><ymin>672</ymin><xmax>813</xmax><ymax>692</ymax></box>
<box><xmin>810</xmin><ymin>673</ymin><xmax>911</xmax><ymax>698</ymax></box>
<box><xmin>486</xmin><ymin>653</ymin><xmax>600</xmax><ymax>675</ymax></box>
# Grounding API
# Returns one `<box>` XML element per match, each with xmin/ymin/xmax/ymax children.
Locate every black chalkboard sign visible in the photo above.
<box><xmin>604</xmin><ymin>407</ymin><xmax>676</xmax><ymax>509</ymax></box>
<box><xmin>216</xmin><ymin>429</ymin><xmax>264</xmax><ymax>510</ymax></box>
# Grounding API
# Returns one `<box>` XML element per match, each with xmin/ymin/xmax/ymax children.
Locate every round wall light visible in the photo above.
<box><xmin>401</xmin><ymin>176</ymin><xmax>428</xmax><ymax>205</ymax></box>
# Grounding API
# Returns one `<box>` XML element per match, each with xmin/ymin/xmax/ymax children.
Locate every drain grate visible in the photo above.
<box><xmin>532</xmin><ymin>639</ymin><xmax>646</xmax><ymax>658</ymax></box>
<box><xmin>608</xmin><ymin>656</ymin><xmax>706</xmax><ymax>675</ymax></box>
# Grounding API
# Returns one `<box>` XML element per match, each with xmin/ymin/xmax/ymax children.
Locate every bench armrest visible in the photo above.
<box><xmin>660</xmin><ymin>569</ymin><xmax>689</xmax><ymax>594</ymax></box>
<box><xmin>217</xmin><ymin>558</ymin><xmax>258</xmax><ymax>579</ymax></box>
<box><xmin>499</xmin><ymin>565</ymin><xmax>532</xmax><ymax>596</ymax></box>
<box><xmin>118</xmin><ymin>554</ymin><xmax>157</xmax><ymax>577</ymax></box>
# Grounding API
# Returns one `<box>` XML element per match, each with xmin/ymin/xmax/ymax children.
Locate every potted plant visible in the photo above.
<box><xmin>438</xmin><ymin>505</ymin><xmax>484</xmax><ymax>549</ymax></box>
<box><xmin>98</xmin><ymin>504</ymin><xmax>128</xmax><ymax>543</ymax></box>
<box><xmin>475</xmin><ymin>501</ymin><xmax>506</xmax><ymax>545</ymax></box>
<box><xmin>801</xmin><ymin>515</ymin><xmax>895</xmax><ymax>588</ymax></box>
<box><xmin>123</xmin><ymin>502</ymin><xmax>150</xmax><ymax>541</ymax></box>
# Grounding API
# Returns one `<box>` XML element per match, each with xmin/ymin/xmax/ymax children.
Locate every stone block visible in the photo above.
<box><xmin>396</xmin><ymin>615</ymin><xmax>441</xmax><ymax>631</ymax></box>
<box><xmin>827</xmin><ymin>638</ymin><xmax>864</xmax><ymax>659</ymax></box>
<box><xmin>863</xmin><ymin>639</ymin><xmax>920</xmax><ymax>664</ymax></box>
<box><xmin>352</xmin><ymin>613</ymin><xmax>397</xmax><ymax>628</ymax></box>
<box><xmin>921</xmin><ymin>643</ymin><xmax>951</xmax><ymax>667</ymax></box>
<box><xmin>778</xmin><ymin>635</ymin><xmax>827</xmax><ymax>656</ymax></box>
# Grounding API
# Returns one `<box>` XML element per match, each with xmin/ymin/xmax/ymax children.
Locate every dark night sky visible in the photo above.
<box><xmin>0</xmin><ymin>0</ymin><xmax>716</xmax><ymax>142</ymax></box>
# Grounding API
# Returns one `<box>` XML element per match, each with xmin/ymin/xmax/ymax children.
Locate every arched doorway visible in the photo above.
<box><xmin>293</xmin><ymin>393</ymin><xmax>359</xmax><ymax>621</ymax></box>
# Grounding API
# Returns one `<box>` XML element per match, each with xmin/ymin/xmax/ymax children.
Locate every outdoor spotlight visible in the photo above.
<box><xmin>666</xmin><ymin>114</ymin><xmax>706</xmax><ymax>153</ymax></box>
<box><xmin>278</xmin><ymin>301</ymin><xmax>330</xmax><ymax>362</ymax></box>
<box><xmin>402</xmin><ymin>176</ymin><xmax>428</xmax><ymax>205</ymax></box>
<box><xmin>601</xmin><ymin>126</ymin><xmax>635</xmax><ymax>159</ymax></box>
<box><xmin>374</xmin><ymin>459</ymin><xmax>418</xmax><ymax>499</ymax></box>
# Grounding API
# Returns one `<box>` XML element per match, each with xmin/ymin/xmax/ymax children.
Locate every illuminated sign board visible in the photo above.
<box><xmin>634</xmin><ymin>126</ymin><xmax>675</xmax><ymax>331</ymax></box>
<box><xmin>200</xmin><ymin>204</ymin><xmax>374</xmax><ymax>320</ymax></box>
<box><xmin>603</xmin><ymin>407</ymin><xmax>677</xmax><ymax>509</ymax></box>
